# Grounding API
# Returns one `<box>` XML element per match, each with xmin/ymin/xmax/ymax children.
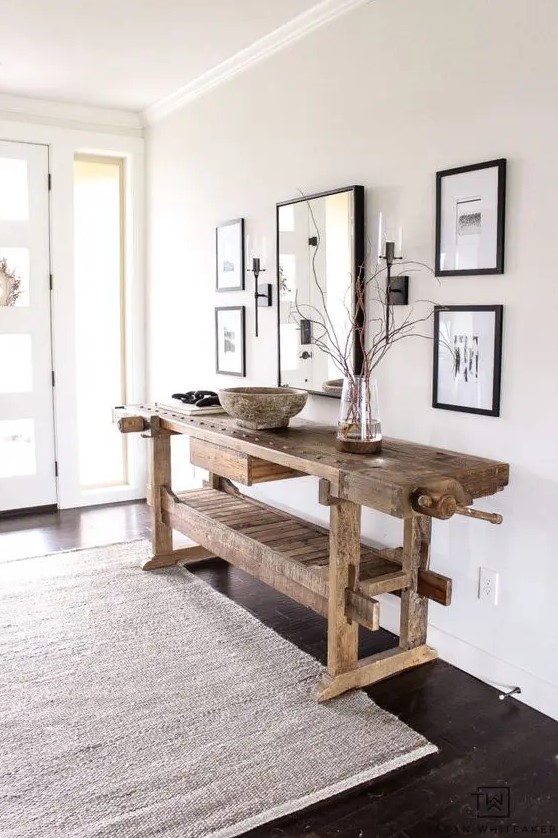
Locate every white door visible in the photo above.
<box><xmin>0</xmin><ymin>140</ymin><xmax>56</xmax><ymax>512</ymax></box>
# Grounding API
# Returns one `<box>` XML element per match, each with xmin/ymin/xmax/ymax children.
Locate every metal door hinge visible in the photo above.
<box><xmin>54</xmin><ymin>461</ymin><xmax>58</xmax><ymax>477</ymax></box>
<box><xmin>49</xmin><ymin>273</ymin><xmax>53</xmax><ymax>290</ymax></box>
<box><xmin>48</xmin><ymin>173</ymin><xmax>52</xmax><ymax>191</ymax></box>
<box><xmin>51</xmin><ymin>370</ymin><xmax>55</xmax><ymax>387</ymax></box>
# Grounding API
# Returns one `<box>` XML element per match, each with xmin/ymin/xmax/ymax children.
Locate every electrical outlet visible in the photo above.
<box><xmin>478</xmin><ymin>567</ymin><xmax>499</xmax><ymax>605</ymax></box>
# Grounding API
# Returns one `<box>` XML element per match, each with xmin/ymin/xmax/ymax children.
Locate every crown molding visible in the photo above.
<box><xmin>0</xmin><ymin>93</ymin><xmax>143</xmax><ymax>137</ymax></box>
<box><xmin>143</xmin><ymin>0</ymin><xmax>372</xmax><ymax>125</ymax></box>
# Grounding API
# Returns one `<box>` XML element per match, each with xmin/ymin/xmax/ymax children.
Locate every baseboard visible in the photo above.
<box><xmin>379</xmin><ymin>595</ymin><xmax>558</xmax><ymax>723</ymax></box>
<box><xmin>0</xmin><ymin>504</ymin><xmax>57</xmax><ymax>519</ymax></box>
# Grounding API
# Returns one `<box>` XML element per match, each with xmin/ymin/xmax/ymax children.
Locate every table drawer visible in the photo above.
<box><xmin>189</xmin><ymin>438</ymin><xmax>303</xmax><ymax>486</ymax></box>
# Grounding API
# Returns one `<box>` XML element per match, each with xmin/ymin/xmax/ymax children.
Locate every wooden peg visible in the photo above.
<box><xmin>117</xmin><ymin>416</ymin><xmax>147</xmax><ymax>434</ymax></box>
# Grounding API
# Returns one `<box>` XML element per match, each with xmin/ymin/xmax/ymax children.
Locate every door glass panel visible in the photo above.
<box><xmin>0</xmin><ymin>419</ymin><xmax>36</xmax><ymax>478</ymax></box>
<box><xmin>0</xmin><ymin>248</ymin><xmax>30</xmax><ymax>306</ymax></box>
<box><xmin>74</xmin><ymin>156</ymin><xmax>127</xmax><ymax>489</ymax></box>
<box><xmin>0</xmin><ymin>159</ymin><xmax>29</xmax><ymax>220</ymax></box>
<box><xmin>0</xmin><ymin>334</ymin><xmax>33</xmax><ymax>392</ymax></box>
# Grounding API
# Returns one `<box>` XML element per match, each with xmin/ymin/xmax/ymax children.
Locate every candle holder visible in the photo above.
<box><xmin>379</xmin><ymin>240</ymin><xmax>409</xmax><ymax>342</ymax></box>
<box><xmin>247</xmin><ymin>257</ymin><xmax>272</xmax><ymax>337</ymax></box>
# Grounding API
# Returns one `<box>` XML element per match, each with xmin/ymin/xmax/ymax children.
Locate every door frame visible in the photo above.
<box><xmin>0</xmin><ymin>118</ymin><xmax>146</xmax><ymax>510</ymax></box>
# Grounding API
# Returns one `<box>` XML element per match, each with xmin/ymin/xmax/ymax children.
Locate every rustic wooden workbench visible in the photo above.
<box><xmin>115</xmin><ymin>404</ymin><xmax>509</xmax><ymax>701</ymax></box>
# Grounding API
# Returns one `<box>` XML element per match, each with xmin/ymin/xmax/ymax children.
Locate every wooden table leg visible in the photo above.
<box><xmin>326</xmin><ymin>499</ymin><xmax>361</xmax><ymax>677</ymax></box>
<box><xmin>144</xmin><ymin>465</ymin><xmax>224</xmax><ymax>571</ymax></box>
<box><xmin>318</xmin><ymin>509</ymin><xmax>437</xmax><ymax>702</ymax></box>
<box><xmin>399</xmin><ymin>514</ymin><xmax>432</xmax><ymax>649</ymax></box>
<box><xmin>143</xmin><ymin>432</ymin><xmax>173</xmax><ymax>570</ymax></box>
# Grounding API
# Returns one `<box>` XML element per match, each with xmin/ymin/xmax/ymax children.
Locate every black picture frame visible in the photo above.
<box><xmin>432</xmin><ymin>305</ymin><xmax>503</xmax><ymax>417</ymax></box>
<box><xmin>435</xmin><ymin>159</ymin><xmax>506</xmax><ymax>276</ymax></box>
<box><xmin>216</xmin><ymin>218</ymin><xmax>245</xmax><ymax>291</ymax></box>
<box><xmin>215</xmin><ymin>306</ymin><xmax>246</xmax><ymax>377</ymax></box>
<box><xmin>275</xmin><ymin>185</ymin><xmax>365</xmax><ymax>398</ymax></box>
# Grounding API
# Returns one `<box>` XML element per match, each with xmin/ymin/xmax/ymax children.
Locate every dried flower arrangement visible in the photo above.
<box><xmin>0</xmin><ymin>258</ymin><xmax>22</xmax><ymax>307</ymax></box>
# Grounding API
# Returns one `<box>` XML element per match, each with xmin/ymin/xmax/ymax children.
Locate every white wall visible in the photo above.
<box><xmin>0</xmin><ymin>101</ymin><xmax>147</xmax><ymax>508</ymax></box>
<box><xmin>145</xmin><ymin>0</ymin><xmax>558</xmax><ymax>720</ymax></box>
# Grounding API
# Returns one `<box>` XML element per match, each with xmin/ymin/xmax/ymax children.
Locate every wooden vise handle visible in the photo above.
<box><xmin>454</xmin><ymin>505</ymin><xmax>503</xmax><ymax>525</ymax></box>
<box><xmin>411</xmin><ymin>491</ymin><xmax>503</xmax><ymax>525</ymax></box>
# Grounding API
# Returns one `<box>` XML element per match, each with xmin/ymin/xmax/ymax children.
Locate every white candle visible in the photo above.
<box><xmin>377</xmin><ymin>212</ymin><xmax>384</xmax><ymax>261</ymax></box>
<box><xmin>261</xmin><ymin>236</ymin><xmax>267</xmax><ymax>266</ymax></box>
<box><xmin>397</xmin><ymin>226</ymin><xmax>403</xmax><ymax>259</ymax></box>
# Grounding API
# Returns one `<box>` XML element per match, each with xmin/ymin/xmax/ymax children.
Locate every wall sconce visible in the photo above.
<box><xmin>378</xmin><ymin>215</ymin><xmax>409</xmax><ymax>342</ymax></box>
<box><xmin>248</xmin><ymin>256</ymin><xmax>272</xmax><ymax>337</ymax></box>
<box><xmin>380</xmin><ymin>240</ymin><xmax>409</xmax><ymax>306</ymax></box>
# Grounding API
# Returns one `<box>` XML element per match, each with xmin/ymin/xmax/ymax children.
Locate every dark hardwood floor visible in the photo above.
<box><xmin>1</xmin><ymin>502</ymin><xmax>556</xmax><ymax>837</ymax></box>
<box><xmin>0</xmin><ymin>500</ymin><xmax>150</xmax><ymax>562</ymax></box>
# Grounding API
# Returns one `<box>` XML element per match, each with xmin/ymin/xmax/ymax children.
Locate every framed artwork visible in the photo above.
<box><xmin>435</xmin><ymin>159</ymin><xmax>506</xmax><ymax>276</ymax></box>
<box><xmin>215</xmin><ymin>306</ymin><xmax>246</xmax><ymax>376</ymax></box>
<box><xmin>216</xmin><ymin>218</ymin><xmax>245</xmax><ymax>291</ymax></box>
<box><xmin>433</xmin><ymin>305</ymin><xmax>503</xmax><ymax>416</ymax></box>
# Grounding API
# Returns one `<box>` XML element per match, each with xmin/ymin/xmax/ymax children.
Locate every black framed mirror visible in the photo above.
<box><xmin>276</xmin><ymin>185</ymin><xmax>365</xmax><ymax>397</ymax></box>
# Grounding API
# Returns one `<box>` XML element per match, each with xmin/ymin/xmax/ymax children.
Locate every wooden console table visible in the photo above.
<box><xmin>114</xmin><ymin>404</ymin><xmax>509</xmax><ymax>702</ymax></box>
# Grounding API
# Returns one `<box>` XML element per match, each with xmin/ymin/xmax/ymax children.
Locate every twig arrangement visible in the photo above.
<box><xmin>287</xmin><ymin>206</ymin><xmax>443</xmax><ymax>384</ymax></box>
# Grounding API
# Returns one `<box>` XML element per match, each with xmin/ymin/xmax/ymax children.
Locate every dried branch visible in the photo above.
<box><xmin>287</xmin><ymin>200</ymin><xmax>453</xmax><ymax>381</ymax></box>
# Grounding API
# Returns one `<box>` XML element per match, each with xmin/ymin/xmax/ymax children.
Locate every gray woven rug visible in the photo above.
<box><xmin>0</xmin><ymin>541</ymin><xmax>436</xmax><ymax>838</ymax></box>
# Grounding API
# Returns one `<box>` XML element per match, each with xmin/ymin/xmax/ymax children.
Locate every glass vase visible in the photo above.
<box><xmin>336</xmin><ymin>376</ymin><xmax>382</xmax><ymax>454</ymax></box>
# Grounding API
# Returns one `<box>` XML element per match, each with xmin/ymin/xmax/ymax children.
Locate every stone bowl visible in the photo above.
<box><xmin>322</xmin><ymin>378</ymin><xmax>344</xmax><ymax>396</ymax></box>
<box><xmin>218</xmin><ymin>386</ymin><xmax>308</xmax><ymax>430</ymax></box>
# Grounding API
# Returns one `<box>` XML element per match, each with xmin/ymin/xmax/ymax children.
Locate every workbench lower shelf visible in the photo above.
<box><xmin>160</xmin><ymin>487</ymin><xmax>410</xmax><ymax>633</ymax></box>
